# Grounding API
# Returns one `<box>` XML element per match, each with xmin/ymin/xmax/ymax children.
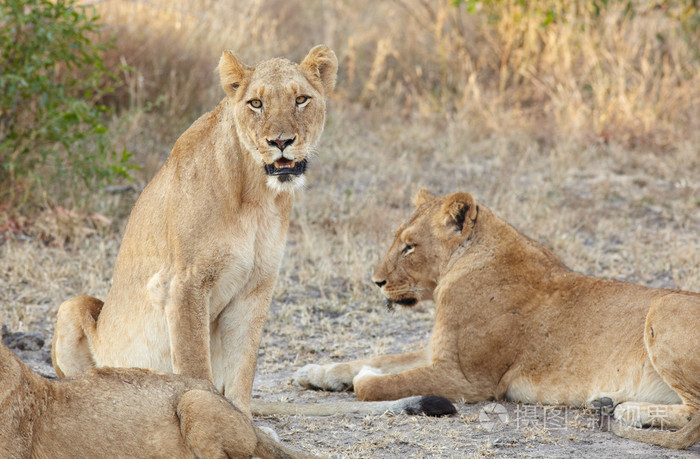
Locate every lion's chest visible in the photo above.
<box><xmin>207</xmin><ymin>205</ymin><xmax>288</xmax><ymax>319</ymax></box>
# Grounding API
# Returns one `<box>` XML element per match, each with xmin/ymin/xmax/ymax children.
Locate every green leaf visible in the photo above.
<box><xmin>0</xmin><ymin>0</ymin><xmax>134</xmax><ymax>201</ymax></box>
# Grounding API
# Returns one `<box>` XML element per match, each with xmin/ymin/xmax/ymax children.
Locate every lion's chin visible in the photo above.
<box><xmin>266</xmin><ymin>173</ymin><xmax>306</xmax><ymax>193</ymax></box>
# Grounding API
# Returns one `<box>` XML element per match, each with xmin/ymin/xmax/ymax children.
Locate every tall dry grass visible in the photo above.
<box><xmin>98</xmin><ymin>0</ymin><xmax>699</xmax><ymax>148</ymax></box>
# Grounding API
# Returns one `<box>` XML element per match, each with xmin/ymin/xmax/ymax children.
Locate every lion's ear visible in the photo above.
<box><xmin>439</xmin><ymin>193</ymin><xmax>478</xmax><ymax>234</ymax></box>
<box><xmin>218</xmin><ymin>50</ymin><xmax>252</xmax><ymax>98</ymax></box>
<box><xmin>300</xmin><ymin>45</ymin><xmax>338</xmax><ymax>97</ymax></box>
<box><xmin>413</xmin><ymin>187</ymin><xmax>437</xmax><ymax>207</ymax></box>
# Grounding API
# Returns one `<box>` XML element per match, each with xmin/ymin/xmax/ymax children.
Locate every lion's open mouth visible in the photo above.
<box><xmin>264</xmin><ymin>158</ymin><xmax>307</xmax><ymax>177</ymax></box>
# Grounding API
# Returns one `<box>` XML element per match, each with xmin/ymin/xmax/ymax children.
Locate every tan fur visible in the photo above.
<box><xmin>1</xmin><ymin>326</ymin><xmax>311</xmax><ymax>458</ymax></box>
<box><xmin>52</xmin><ymin>46</ymin><xmax>338</xmax><ymax>415</ymax></box>
<box><xmin>297</xmin><ymin>189</ymin><xmax>700</xmax><ymax>449</ymax></box>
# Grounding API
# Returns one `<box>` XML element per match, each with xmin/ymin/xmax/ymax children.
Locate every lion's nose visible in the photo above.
<box><xmin>374</xmin><ymin>279</ymin><xmax>386</xmax><ymax>288</ymax></box>
<box><xmin>267</xmin><ymin>136</ymin><xmax>295</xmax><ymax>152</ymax></box>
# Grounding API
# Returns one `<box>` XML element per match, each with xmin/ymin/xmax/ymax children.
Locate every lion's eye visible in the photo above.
<box><xmin>248</xmin><ymin>99</ymin><xmax>263</xmax><ymax>109</ymax></box>
<box><xmin>401</xmin><ymin>245</ymin><xmax>414</xmax><ymax>255</ymax></box>
<box><xmin>295</xmin><ymin>95</ymin><xmax>309</xmax><ymax>106</ymax></box>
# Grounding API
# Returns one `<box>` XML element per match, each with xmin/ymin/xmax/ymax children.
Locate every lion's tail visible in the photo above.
<box><xmin>52</xmin><ymin>295</ymin><xmax>103</xmax><ymax>377</ymax></box>
<box><xmin>612</xmin><ymin>408</ymin><xmax>700</xmax><ymax>450</ymax></box>
<box><xmin>251</xmin><ymin>395</ymin><xmax>456</xmax><ymax>417</ymax></box>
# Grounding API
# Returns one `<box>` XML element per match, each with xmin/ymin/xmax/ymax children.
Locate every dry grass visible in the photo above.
<box><xmin>59</xmin><ymin>0</ymin><xmax>696</xmax><ymax>185</ymax></box>
<box><xmin>96</xmin><ymin>1</ymin><xmax>700</xmax><ymax>143</ymax></box>
<box><xmin>1</xmin><ymin>0</ymin><xmax>700</xmax><ymax>457</ymax></box>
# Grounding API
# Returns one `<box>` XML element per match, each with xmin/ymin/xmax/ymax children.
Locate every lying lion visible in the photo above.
<box><xmin>0</xmin><ymin>322</ymin><xmax>309</xmax><ymax>458</ymax></box>
<box><xmin>52</xmin><ymin>46</ymin><xmax>338</xmax><ymax>417</ymax></box>
<box><xmin>296</xmin><ymin>188</ymin><xmax>700</xmax><ymax>449</ymax></box>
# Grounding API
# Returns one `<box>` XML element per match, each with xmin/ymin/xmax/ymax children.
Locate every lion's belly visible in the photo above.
<box><xmin>503</xmin><ymin>357</ymin><xmax>681</xmax><ymax>407</ymax></box>
<box><xmin>499</xmin><ymin>281</ymin><xmax>682</xmax><ymax>407</ymax></box>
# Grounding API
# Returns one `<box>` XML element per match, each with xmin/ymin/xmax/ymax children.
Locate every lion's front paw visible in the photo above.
<box><xmin>294</xmin><ymin>364</ymin><xmax>323</xmax><ymax>389</ymax></box>
<box><xmin>294</xmin><ymin>363</ymin><xmax>353</xmax><ymax>392</ymax></box>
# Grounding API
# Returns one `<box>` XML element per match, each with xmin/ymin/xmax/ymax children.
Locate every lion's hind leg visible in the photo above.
<box><xmin>613</xmin><ymin>401</ymin><xmax>693</xmax><ymax>430</ymax></box>
<box><xmin>52</xmin><ymin>295</ymin><xmax>103</xmax><ymax>377</ymax></box>
<box><xmin>612</xmin><ymin>404</ymin><xmax>700</xmax><ymax>449</ymax></box>
<box><xmin>612</xmin><ymin>293</ymin><xmax>700</xmax><ymax>449</ymax></box>
<box><xmin>177</xmin><ymin>390</ymin><xmax>257</xmax><ymax>459</ymax></box>
<box><xmin>178</xmin><ymin>389</ymin><xmax>309</xmax><ymax>459</ymax></box>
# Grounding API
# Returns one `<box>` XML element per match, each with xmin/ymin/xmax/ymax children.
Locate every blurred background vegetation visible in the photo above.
<box><xmin>0</xmin><ymin>0</ymin><xmax>698</xmax><ymax>234</ymax></box>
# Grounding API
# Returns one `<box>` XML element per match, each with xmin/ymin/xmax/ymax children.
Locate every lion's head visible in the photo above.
<box><xmin>218</xmin><ymin>45</ymin><xmax>338</xmax><ymax>192</ymax></box>
<box><xmin>372</xmin><ymin>188</ymin><xmax>479</xmax><ymax>308</ymax></box>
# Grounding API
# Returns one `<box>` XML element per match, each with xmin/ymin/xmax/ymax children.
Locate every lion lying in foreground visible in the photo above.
<box><xmin>52</xmin><ymin>46</ymin><xmax>337</xmax><ymax>417</ymax></box>
<box><xmin>296</xmin><ymin>189</ymin><xmax>700</xmax><ymax>449</ymax></box>
<box><xmin>0</xmin><ymin>324</ymin><xmax>309</xmax><ymax>458</ymax></box>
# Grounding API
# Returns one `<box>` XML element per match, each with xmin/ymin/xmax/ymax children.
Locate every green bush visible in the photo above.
<box><xmin>0</xmin><ymin>0</ymin><xmax>134</xmax><ymax>207</ymax></box>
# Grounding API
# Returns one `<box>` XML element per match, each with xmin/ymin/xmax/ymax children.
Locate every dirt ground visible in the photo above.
<box><xmin>4</xmin><ymin>294</ymin><xmax>699</xmax><ymax>458</ymax></box>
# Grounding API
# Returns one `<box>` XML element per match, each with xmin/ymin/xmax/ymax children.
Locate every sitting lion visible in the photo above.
<box><xmin>52</xmin><ymin>46</ymin><xmax>337</xmax><ymax>416</ymax></box>
<box><xmin>296</xmin><ymin>188</ymin><xmax>700</xmax><ymax>449</ymax></box>
<box><xmin>1</xmin><ymin>321</ymin><xmax>308</xmax><ymax>458</ymax></box>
